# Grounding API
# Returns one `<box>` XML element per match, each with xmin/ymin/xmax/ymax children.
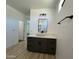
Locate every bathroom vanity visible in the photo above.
<box><xmin>27</xmin><ymin>35</ymin><xmax>56</xmax><ymax>55</ymax></box>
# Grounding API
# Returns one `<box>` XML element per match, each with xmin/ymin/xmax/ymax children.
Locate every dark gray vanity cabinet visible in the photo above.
<box><xmin>27</xmin><ymin>37</ymin><xmax>56</xmax><ymax>55</ymax></box>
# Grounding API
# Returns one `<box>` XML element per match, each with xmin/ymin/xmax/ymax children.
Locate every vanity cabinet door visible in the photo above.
<box><xmin>27</xmin><ymin>37</ymin><xmax>41</xmax><ymax>51</ymax></box>
<box><xmin>46</xmin><ymin>39</ymin><xmax>56</xmax><ymax>54</ymax></box>
<box><xmin>38</xmin><ymin>38</ymin><xmax>47</xmax><ymax>52</ymax></box>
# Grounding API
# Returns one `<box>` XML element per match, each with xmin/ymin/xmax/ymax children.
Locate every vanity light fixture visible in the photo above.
<box><xmin>39</xmin><ymin>13</ymin><xmax>46</xmax><ymax>16</ymax></box>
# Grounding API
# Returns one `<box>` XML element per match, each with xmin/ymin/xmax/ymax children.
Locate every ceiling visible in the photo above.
<box><xmin>6</xmin><ymin>0</ymin><xmax>60</xmax><ymax>15</ymax></box>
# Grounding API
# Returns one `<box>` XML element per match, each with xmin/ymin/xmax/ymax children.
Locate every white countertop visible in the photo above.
<box><xmin>27</xmin><ymin>34</ymin><xmax>57</xmax><ymax>39</ymax></box>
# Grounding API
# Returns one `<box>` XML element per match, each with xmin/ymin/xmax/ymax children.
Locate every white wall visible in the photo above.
<box><xmin>30</xmin><ymin>9</ymin><xmax>57</xmax><ymax>35</ymax></box>
<box><xmin>6</xmin><ymin>5</ymin><xmax>25</xmax><ymax>48</ymax></box>
<box><xmin>56</xmin><ymin>0</ymin><xmax>73</xmax><ymax>59</ymax></box>
<box><xmin>24</xmin><ymin>16</ymin><xmax>30</xmax><ymax>40</ymax></box>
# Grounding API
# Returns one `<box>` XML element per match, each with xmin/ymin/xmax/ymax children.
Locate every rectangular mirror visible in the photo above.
<box><xmin>38</xmin><ymin>18</ymin><xmax>48</xmax><ymax>33</ymax></box>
